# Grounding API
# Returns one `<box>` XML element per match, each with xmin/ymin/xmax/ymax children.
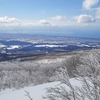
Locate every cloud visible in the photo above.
<box><xmin>96</xmin><ymin>7</ymin><xmax>100</xmax><ymax>18</ymax></box>
<box><xmin>83</xmin><ymin>0</ymin><xmax>99</xmax><ymax>10</ymax></box>
<box><xmin>51</xmin><ymin>15</ymin><xmax>66</xmax><ymax>21</ymax></box>
<box><xmin>39</xmin><ymin>19</ymin><xmax>50</xmax><ymax>26</ymax></box>
<box><xmin>74</xmin><ymin>14</ymin><xmax>95</xmax><ymax>23</ymax></box>
<box><xmin>0</xmin><ymin>16</ymin><xmax>19</xmax><ymax>23</ymax></box>
<box><xmin>0</xmin><ymin>16</ymin><xmax>20</xmax><ymax>26</ymax></box>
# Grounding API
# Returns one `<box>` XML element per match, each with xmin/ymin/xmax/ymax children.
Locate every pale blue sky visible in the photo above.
<box><xmin>0</xmin><ymin>0</ymin><xmax>100</xmax><ymax>38</ymax></box>
<box><xmin>0</xmin><ymin>0</ymin><xmax>82</xmax><ymax>19</ymax></box>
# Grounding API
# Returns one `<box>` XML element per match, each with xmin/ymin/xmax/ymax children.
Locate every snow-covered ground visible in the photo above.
<box><xmin>38</xmin><ymin>58</ymin><xmax>66</xmax><ymax>64</ymax></box>
<box><xmin>7</xmin><ymin>45</ymin><xmax>21</xmax><ymax>50</ymax></box>
<box><xmin>35</xmin><ymin>44</ymin><xmax>67</xmax><ymax>48</ymax></box>
<box><xmin>0</xmin><ymin>79</ymin><xmax>82</xmax><ymax>100</ymax></box>
<box><xmin>0</xmin><ymin>82</ymin><xmax>58</xmax><ymax>100</ymax></box>
<box><xmin>0</xmin><ymin>44</ymin><xmax>6</xmax><ymax>48</ymax></box>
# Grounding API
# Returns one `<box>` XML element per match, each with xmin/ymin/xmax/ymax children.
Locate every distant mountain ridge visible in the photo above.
<box><xmin>0</xmin><ymin>35</ymin><xmax>100</xmax><ymax>61</ymax></box>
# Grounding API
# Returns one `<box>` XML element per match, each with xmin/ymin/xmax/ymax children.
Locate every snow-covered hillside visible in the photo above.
<box><xmin>0</xmin><ymin>79</ymin><xmax>82</xmax><ymax>100</ymax></box>
<box><xmin>0</xmin><ymin>82</ymin><xmax>58</xmax><ymax>100</ymax></box>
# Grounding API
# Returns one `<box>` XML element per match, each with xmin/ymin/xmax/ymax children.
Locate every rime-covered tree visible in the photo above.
<box><xmin>45</xmin><ymin>51</ymin><xmax>100</xmax><ymax>100</ymax></box>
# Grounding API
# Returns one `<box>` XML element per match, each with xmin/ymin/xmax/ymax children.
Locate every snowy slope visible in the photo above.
<box><xmin>0</xmin><ymin>79</ymin><xmax>82</xmax><ymax>100</ymax></box>
<box><xmin>0</xmin><ymin>82</ymin><xmax>58</xmax><ymax>100</ymax></box>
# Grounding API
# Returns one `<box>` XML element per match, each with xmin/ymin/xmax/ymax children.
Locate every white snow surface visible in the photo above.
<box><xmin>38</xmin><ymin>58</ymin><xmax>66</xmax><ymax>64</ymax></box>
<box><xmin>0</xmin><ymin>78</ymin><xmax>84</xmax><ymax>100</ymax></box>
<box><xmin>0</xmin><ymin>44</ymin><xmax>6</xmax><ymax>48</ymax></box>
<box><xmin>7</xmin><ymin>45</ymin><xmax>21</xmax><ymax>50</ymax></box>
<box><xmin>35</xmin><ymin>44</ymin><xmax>67</xmax><ymax>47</ymax></box>
<box><xmin>0</xmin><ymin>82</ymin><xmax>59</xmax><ymax>100</ymax></box>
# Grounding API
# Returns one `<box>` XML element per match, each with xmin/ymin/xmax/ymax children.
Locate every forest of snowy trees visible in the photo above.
<box><xmin>0</xmin><ymin>49</ymin><xmax>100</xmax><ymax>100</ymax></box>
<box><xmin>45</xmin><ymin>50</ymin><xmax>100</xmax><ymax>100</ymax></box>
